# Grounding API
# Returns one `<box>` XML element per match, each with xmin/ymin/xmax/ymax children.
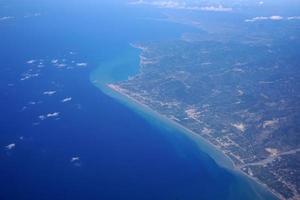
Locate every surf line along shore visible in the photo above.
<box><xmin>102</xmin><ymin>83</ymin><xmax>279</xmax><ymax>200</ymax></box>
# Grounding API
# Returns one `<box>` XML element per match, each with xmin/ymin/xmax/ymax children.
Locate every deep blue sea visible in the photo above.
<box><xmin>0</xmin><ymin>1</ymin><xmax>276</xmax><ymax>200</ymax></box>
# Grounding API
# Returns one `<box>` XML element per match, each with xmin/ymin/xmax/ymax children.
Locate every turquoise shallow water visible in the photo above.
<box><xmin>90</xmin><ymin>45</ymin><xmax>277</xmax><ymax>200</ymax></box>
<box><xmin>90</xmin><ymin>46</ymin><xmax>140</xmax><ymax>85</ymax></box>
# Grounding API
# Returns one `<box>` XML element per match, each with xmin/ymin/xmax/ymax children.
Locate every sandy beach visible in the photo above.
<box><xmin>102</xmin><ymin>83</ymin><xmax>280</xmax><ymax>200</ymax></box>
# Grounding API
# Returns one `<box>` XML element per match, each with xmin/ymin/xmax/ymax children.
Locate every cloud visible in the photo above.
<box><xmin>129</xmin><ymin>0</ymin><xmax>232</xmax><ymax>12</ymax></box>
<box><xmin>20</xmin><ymin>72</ymin><xmax>39</xmax><ymax>81</ymax></box>
<box><xmin>61</xmin><ymin>97</ymin><xmax>72</xmax><ymax>103</ymax></box>
<box><xmin>28</xmin><ymin>101</ymin><xmax>37</xmax><ymax>105</ymax></box>
<box><xmin>27</xmin><ymin>59</ymin><xmax>36</xmax><ymax>64</ymax></box>
<box><xmin>50</xmin><ymin>59</ymin><xmax>68</xmax><ymax>68</ymax></box>
<box><xmin>43</xmin><ymin>91</ymin><xmax>56</xmax><ymax>96</ymax></box>
<box><xmin>47</xmin><ymin>112</ymin><xmax>60</xmax><ymax>118</ymax></box>
<box><xmin>39</xmin><ymin>115</ymin><xmax>46</xmax><ymax>120</ymax></box>
<box><xmin>269</xmin><ymin>15</ymin><xmax>283</xmax><ymax>20</ymax></box>
<box><xmin>245</xmin><ymin>16</ymin><xmax>279</xmax><ymax>22</ymax></box>
<box><xmin>55</xmin><ymin>63</ymin><xmax>67</xmax><ymax>68</ymax></box>
<box><xmin>245</xmin><ymin>16</ymin><xmax>268</xmax><ymax>22</ymax></box>
<box><xmin>39</xmin><ymin>112</ymin><xmax>60</xmax><ymax>120</ymax></box>
<box><xmin>5</xmin><ymin>143</ymin><xmax>16</xmax><ymax>150</ymax></box>
<box><xmin>51</xmin><ymin>59</ymin><xmax>59</xmax><ymax>64</ymax></box>
<box><xmin>76</xmin><ymin>63</ymin><xmax>88</xmax><ymax>67</ymax></box>
<box><xmin>288</xmin><ymin>16</ymin><xmax>300</xmax><ymax>20</ymax></box>
<box><xmin>245</xmin><ymin>15</ymin><xmax>300</xmax><ymax>22</ymax></box>
<box><xmin>129</xmin><ymin>0</ymin><xmax>181</xmax><ymax>8</ymax></box>
<box><xmin>70</xmin><ymin>157</ymin><xmax>80</xmax><ymax>162</ymax></box>
<box><xmin>70</xmin><ymin>156</ymin><xmax>81</xmax><ymax>167</ymax></box>
<box><xmin>231</xmin><ymin>123</ymin><xmax>246</xmax><ymax>132</ymax></box>
<box><xmin>1</xmin><ymin>15</ymin><xmax>39</xmax><ymax>22</ymax></box>
<box><xmin>0</xmin><ymin>16</ymin><xmax>14</xmax><ymax>21</ymax></box>
<box><xmin>199</xmin><ymin>5</ymin><xmax>232</xmax><ymax>12</ymax></box>
<box><xmin>24</xmin><ymin>13</ymin><xmax>41</xmax><ymax>18</ymax></box>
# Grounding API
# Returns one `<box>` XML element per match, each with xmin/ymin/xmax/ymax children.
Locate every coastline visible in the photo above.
<box><xmin>101</xmin><ymin>83</ymin><xmax>280</xmax><ymax>200</ymax></box>
<box><xmin>106</xmin><ymin>84</ymin><xmax>236</xmax><ymax>170</ymax></box>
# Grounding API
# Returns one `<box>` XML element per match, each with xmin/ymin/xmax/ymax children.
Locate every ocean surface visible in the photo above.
<box><xmin>0</xmin><ymin>1</ymin><xmax>276</xmax><ymax>200</ymax></box>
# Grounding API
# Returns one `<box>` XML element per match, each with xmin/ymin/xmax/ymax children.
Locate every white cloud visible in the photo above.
<box><xmin>51</xmin><ymin>59</ymin><xmax>59</xmax><ymax>64</ymax></box>
<box><xmin>269</xmin><ymin>15</ymin><xmax>283</xmax><ymax>20</ymax></box>
<box><xmin>0</xmin><ymin>16</ymin><xmax>14</xmax><ymax>21</ymax></box>
<box><xmin>43</xmin><ymin>91</ymin><xmax>56</xmax><ymax>96</ymax></box>
<box><xmin>55</xmin><ymin>63</ymin><xmax>67</xmax><ymax>68</ymax></box>
<box><xmin>51</xmin><ymin>59</ymin><xmax>69</xmax><ymax>68</ymax></box>
<box><xmin>70</xmin><ymin>157</ymin><xmax>80</xmax><ymax>162</ymax></box>
<box><xmin>231</xmin><ymin>123</ymin><xmax>246</xmax><ymax>132</ymax></box>
<box><xmin>258</xmin><ymin>1</ymin><xmax>264</xmax><ymax>5</ymax></box>
<box><xmin>24</xmin><ymin>13</ymin><xmax>41</xmax><ymax>18</ymax></box>
<box><xmin>129</xmin><ymin>0</ymin><xmax>232</xmax><ymax>12</ymax></box>
<box><xmin>28</xmin><ymin>101</ymin><xmax>38</xmax><ymax>105</ymax></box>
<box><xmin>129</xmin><ymin>0</ymin><xmax>180</xmax><ymax>8</ymax></box>
<box><xmin>263</xmin><ymin>119</ymin><xmax>279</xmax><ymax>129</ymax></box>
<box><xmin>5</xmin><ymin>143</ymin><xmax>16</xmax><ymax>150</ymax></box>
<box><xmin>287</xmin><ymin>16</ymin><xmax>300</xmax><ymax>20</ymax></box>
<box><xmin>47</xmin><ymin>112</ymin><xmax>60</xmax><ymax>118</ymax></box>
<box><xmin>199</xmin><ymin>5</ymin><xmax>232</xmax><ymax>12</ymax></box>
<box><xmin>27</xmin><ymin>59</ymin><xmax>36</xmax><ymax>64</ymax></box>
<box><xmin>61</xmin><ymin>97</ymin><xmax>72</xmax><ymax>103</ymax></box>
<box><xmin>245</xmin><ymin>15</ymin><xmax>300</xmax><ymax>22</ymax></box>
<box><xmin>76</xmin><ymin>63</ymin><xmax>88</xmax><ymax>67</ymax></box>
<box><xmin>39</xmin><ymin>115</ymin><xmax>46</xmax><ymax>120</ymax></box>
<box><xmin>245</xmin><ymin>16</ymin><xmax>269</xmax><ymax>22</ymax></box>
<box><xmin>39</xmin><ymin>112</ymin><xmax>60</xmax><ymax>120</ymax></box>
<box><xmin>245</xmin><ymin>16</ymin><xmax>278</xmax><ymax>22</ymax></box>
<box><xmin>20</xmin><ymin>72</ymin><xmax>39</xmax><ymax>81</ymax></box>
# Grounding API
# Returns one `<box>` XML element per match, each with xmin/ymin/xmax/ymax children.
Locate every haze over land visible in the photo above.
<box><xmin>107</xmin><ymin>0</ymin><xmax>300</xmax><ymax>199</ymax></box>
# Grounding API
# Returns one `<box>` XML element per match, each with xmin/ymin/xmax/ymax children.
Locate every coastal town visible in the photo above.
<box><xmin>109</xmin><ymin>37</ymin><xmax>300</xmax><ymax>200</ymax></box>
